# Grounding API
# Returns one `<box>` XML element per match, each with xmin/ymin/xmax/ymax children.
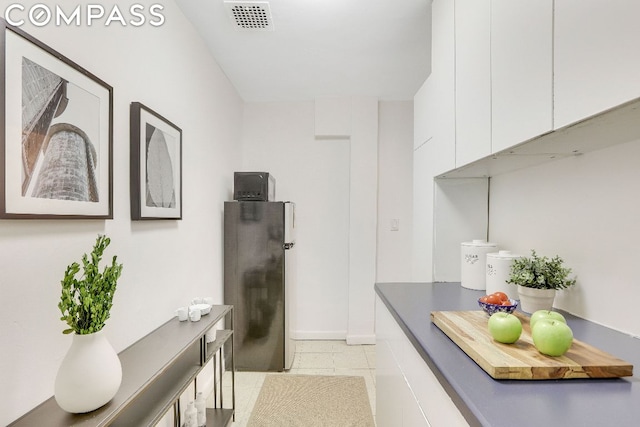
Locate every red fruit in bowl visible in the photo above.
<box><xmin>492</xmin><ymin>292</ymin><xmax>509</xmax><ymax>302</ymax></box>
<box><xmin>485</xmin><ymin>294</ymin><xmax>502</xmax><ymax>305</ymax></box>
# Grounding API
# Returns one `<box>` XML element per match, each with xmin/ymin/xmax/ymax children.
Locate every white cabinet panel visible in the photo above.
<box><xmin>376</xmin><ymin>296</ymin><xmax>467</xmax><ymax>427</ymax></box>
<box><xmin>415</xmin><ymin>0</ymin><xmax>455</xmax><ymax>151</ymax></box>
<box><xmin>429</xmin><ymin>0</ymin><xmax>456</xmax><ymax>163</ymax></box>
<box><xmin>413</xmin><ymin>0</ymin><xmax>456</xmax><ymax>281</ymax></box>
<box><xmin>554</xmin><ymin>0</ymin><xmax>640</xmax><ymax>128</ymax></box>
<box><xmin>402</xmin><ymin>385</ymin><xmax>432</xmax><ymax>427</ymax></box>
<box><xmin>491</xmin><ymin>0</ymin><xmax>553</xmax><ymax>152</ymax></box>
<box><xmin>414</xmin><ymin>77</ymin><xmax>433</xmax><ymax>149</ymax></box>
<box><xmin>376</xmin><ymin>339</ymin><xmax>407</xmax><ymax>426</ymax></box>
<box><xmin>455</xmin><ymin>0</ymin><xmax>491</xmax><ymax>166</ymax></box>
<box><xmin>401</xmin><ymin>336</ymin><xmax>467</xmax><ymax>427</ymax></box>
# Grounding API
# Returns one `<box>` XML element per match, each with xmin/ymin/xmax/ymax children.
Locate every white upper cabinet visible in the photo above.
<box><xmin>413</xmin><ymin>0</ymin><xmax>455</xmax><ymax>170</ymax></box>
<box><xmin>491</xmin><ymin>0</ymin><xmax>553</xmax><ymax>153</ymax></box>
<box><xmin>431</xmin><ymin>0</ymin><xmax>456</xmax><ymax>172</ymax></box>
<box><xmin>554</xmin><ymin>0</ymin><xmax>640</xmax><ymax>128</ymax></box>
<box><xmin>414</xmin><ymin>77</ymin><xmax>434</xmax><ymax>150</ymax></box>
<box><xmin>455</xmin><ymin>0</ymin><xmax>491</xmax><ymax>167</ymax></box>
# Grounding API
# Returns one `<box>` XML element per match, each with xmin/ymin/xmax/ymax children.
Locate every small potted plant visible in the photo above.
<box><xmin>507</xmin><ymin>250</ymin><xmax>576</xmax><ymax>313</ymax></box>
<box><xmin>55</xmin><ymin>235</ymin><xmax>124</xmax><ymax>414</ymax></box>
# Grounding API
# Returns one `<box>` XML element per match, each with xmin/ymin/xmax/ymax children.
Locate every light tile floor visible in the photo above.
<box><xmin>216</xmin><ymin>340</ymin><xmax>376</xmax><ymax>427</ymax></box>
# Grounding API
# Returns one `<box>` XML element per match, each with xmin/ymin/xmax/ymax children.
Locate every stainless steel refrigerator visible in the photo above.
<box><xmin>224</xmin><ymin>200</ymin><xmax>296</xmax><ymax>371</ymax></box>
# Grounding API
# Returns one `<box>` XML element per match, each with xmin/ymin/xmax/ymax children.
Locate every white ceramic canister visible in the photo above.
<box><xmin>461</xmin><ymin>240</ymin><xmax>498</xmax><ymax>290</ymax></box>
<box><xmin>485</xmin><ymin>250</ymin><xmax>522</xmax><ymax>297</ymax></box>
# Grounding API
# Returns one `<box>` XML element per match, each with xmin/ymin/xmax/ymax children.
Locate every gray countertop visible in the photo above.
<box><xmin>375</xmin><ymin>282</ymin><xmax>640</xmax><ymax>427</ymax></box>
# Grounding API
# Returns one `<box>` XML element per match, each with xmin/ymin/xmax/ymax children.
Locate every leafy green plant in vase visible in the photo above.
<box><xmin>54</xmin><ymin>235</ymin><xmax>124</xmax><ymax>414</ymax></box>
<box><xmin>507</xmin><ymin>250</ymin><xmax>576</xmax><ymax>314</ymax></box>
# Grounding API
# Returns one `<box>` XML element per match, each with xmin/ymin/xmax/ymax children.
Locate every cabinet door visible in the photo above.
<box><xmin>455</xmin><ymin>0</ymin><xmax>491</xmax><ymax>166</ymax></box>
<box><xmin>376</xmin><ymin>338</ymin><xmax>408</xmax><ymax>426</ymax></box>
<box><xmin>376</xmin><ymin>297</ymin><xmax>466</xmax><ymax>427</ymax></box>
<box><xmin>429</xmin><ymin>0</ymin><xmax>456</xmax><ymax>165</ymax></box>
<box><xmin>415</xmin><ymin>0</ymin><xmax>455</xmax><ymax>152</ymax></box>
<box><xmin>554</xmin><ymin>0</ymin><xmax>640</xmax><ymax>128</ymax></box>
<box><xmin>414</xmin><ymin>77</ymin><xmax>435</xmax><ymax>150</ymax></box>
<box><xmin>491</xmin><ymin>0</ymin><xmax>553</xmax><ymax>152</ymax></box>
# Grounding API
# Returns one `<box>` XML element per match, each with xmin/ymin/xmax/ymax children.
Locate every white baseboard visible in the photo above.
<box><xmin>292</xmin><ymin>330</ymin><xmax>347</xmax><ymax>340</ymax></box>
<box><xmin>292</xmin><ymin>330</ymin><xmax>376</xmax><ymax>345</ymax></box>
<box><xmin>346</xmin><ymin>334</ymin><xmax>376</xmax><ymax>345</ymax></box>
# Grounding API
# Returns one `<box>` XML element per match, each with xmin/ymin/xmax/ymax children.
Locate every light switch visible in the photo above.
<box><xmin>390</xmin><ymin>219</ymin><xmax>400</xmax><ymax>231</ymax></box>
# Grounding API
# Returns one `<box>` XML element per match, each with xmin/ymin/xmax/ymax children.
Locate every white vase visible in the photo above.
<box><xmin>54</xmin><ymin>330</ymin><xmax>122</xmax><ymax>413</ymax></box>
<box><xmin>517</xmin><ymin>286</ymin><xmax>556</xmax><ymax>314</ymax></box>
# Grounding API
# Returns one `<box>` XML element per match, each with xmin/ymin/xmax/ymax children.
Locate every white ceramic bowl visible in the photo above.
<box><xmin>191</xmin><ymin>303</ymin><xmax>211</xmax><ymax>315</ymax></box>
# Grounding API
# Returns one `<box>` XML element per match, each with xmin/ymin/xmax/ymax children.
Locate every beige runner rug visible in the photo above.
<box><xmin>247</xmin><ymin>374</ymin><xmax>375</xmax><ymax>427</ymax></box>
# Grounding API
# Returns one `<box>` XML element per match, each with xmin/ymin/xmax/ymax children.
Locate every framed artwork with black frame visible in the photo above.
<box><xmin>0</xmin><ymin>18</ymin><xmax>113</xmax><ymax>219</ymax></box>
<box><xmin>130</xmin><ymin>102</ymin><xmax>182</xmax><ymax>220</ymax></box>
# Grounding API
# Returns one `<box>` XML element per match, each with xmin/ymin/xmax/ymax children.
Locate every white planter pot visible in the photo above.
<box><xmin>54</xmin><ymin>330</ymin><xmax>122</xmax><ymax>413</ymax></box>
<box><xmin>517</xmin><ymin>286</ymin><xmax>556</xmax><ymax>314</ymax></box>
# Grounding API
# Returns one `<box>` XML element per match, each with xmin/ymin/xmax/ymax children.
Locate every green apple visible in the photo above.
<box><xmin>531</xmin><ymin>319</ymin><xmax>573</xmax><ymax>356</ymax></box>
<box><xmin>488</xmin><ymin>312</ymin><xmax>522</xmax><ymax>344</ymax></box>
<box><xmin>530</xmin><ymin>310</ymin><xmax>567</xmax><ymax>330</ymax></box>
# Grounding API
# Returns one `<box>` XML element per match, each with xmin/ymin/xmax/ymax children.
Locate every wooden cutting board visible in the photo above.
<box><xmin>431</xmin><ymin>310</ymin><xmax>633</xmax><ymax>380</ymax></box>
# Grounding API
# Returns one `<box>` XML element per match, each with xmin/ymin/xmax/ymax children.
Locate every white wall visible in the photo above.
<box><xmin>346</xmin><ymin>97</ymin><xmax>379</xmax><ymax>344</ymax></box>
<box><xmin>377</xmin><ymin>101</ymin><xmax>414</xmax><ymax>282</ymax></box>
<box><xmin>240</xmin><ymin>101</ymin><xmax>351</xmax><ymax>338</ymax></box>
<box><xmin>0</xmin><ymin>2</ymin><xmax>243</xmax><ymax>424</ymax></box>
<box><xmin>241</xmin><ymin>100</ymin><xmax>414</xmax><ymax>340</ymax></box>
<box><xmin>489</xmin><ymin>139</ymin><xmax>640</xmax><ymax>337</ymax></box>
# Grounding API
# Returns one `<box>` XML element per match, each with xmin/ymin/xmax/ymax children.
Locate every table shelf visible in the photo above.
<box><xmin>9</xmin><ymin>305</ymin><xmax>234</xmax><ymax>427</ymax></box>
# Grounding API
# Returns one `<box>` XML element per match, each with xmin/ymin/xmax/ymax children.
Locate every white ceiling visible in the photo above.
<box><xmin>175</xmin><ymin>0</ymin><xmax>432</xmax><ymax>103</ymax></box>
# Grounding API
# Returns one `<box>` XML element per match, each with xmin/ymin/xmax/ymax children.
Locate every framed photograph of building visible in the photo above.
<box><xmin>0</xmin><ymin>19</ymin><xmax>113</xmax><ymax>219</ymax></box>
<box><xmin>130</xmin><ymin>102</ymin><xmax>182</xmax><ymax>220</ymax></box>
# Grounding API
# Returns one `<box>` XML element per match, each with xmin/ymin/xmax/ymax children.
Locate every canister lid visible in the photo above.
<box><xmin>486</xmin><ymin>250</ymin><xmax>521</xmax><ymax>259</ymax></box>
<box><xmin>461</xmin><ymin>239</ymin><xmax>497</xmax><ymax>247</ymax></box>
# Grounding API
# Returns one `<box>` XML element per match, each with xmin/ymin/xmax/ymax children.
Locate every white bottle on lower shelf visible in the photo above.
<box><xmin>195</xmin><ymin>392</ymin><xmax>207</xmax><ymax>426</ymax></box>
<box><xmin>184</xmin><ymin>401</ymin><xmax>197</xmax><ymax>427</ymax></box>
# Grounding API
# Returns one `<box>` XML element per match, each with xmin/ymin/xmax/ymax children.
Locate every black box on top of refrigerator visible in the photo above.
<box><xmin>233</xmin><ymin>172</ymin><xmax>275</xmax><ymax>201</ymax></box>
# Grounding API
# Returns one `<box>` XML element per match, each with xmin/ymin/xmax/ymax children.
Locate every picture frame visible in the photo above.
<box><xmin>130</xmin><ymin>102</ymin><xmax>182</xmax><ymax>220</ymax></box>
<box><xmin>0</xmin><ymin>18</ymin><xmax>113</xmax><ymax>219</ymax></box>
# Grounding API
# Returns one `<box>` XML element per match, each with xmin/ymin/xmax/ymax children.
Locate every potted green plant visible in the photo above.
<box><xmin>54</xmin><ymin>235</ymin><xmax>124</xmax><ymax>414</ymax></box>
<box><xmin>507</xmin><ymin>250</ymin><xmax>576</xmax><ymax>313</ymax></box>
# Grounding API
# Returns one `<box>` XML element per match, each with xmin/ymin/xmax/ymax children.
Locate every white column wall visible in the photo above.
<box><xmin>240</xmin><ymin>101</ymin><xmax>351</xmax><ymax>339</ymax></box>
<box><xmin>347</xmin><ymin>96</ymin><xmax>379</xmax><ymax>345</ymax></box>
<box><xmin>377</xmin><ymin>101</ymin><xmax>414</xmax><ymax>283</ymax></box>
<box><xmin>241</xmin><ymin>99</ymin><xmax>413</xmax><ymax>342</ymax></box>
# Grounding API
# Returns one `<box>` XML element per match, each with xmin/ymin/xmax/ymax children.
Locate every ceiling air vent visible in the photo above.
<box><xmin>224</xmin><ymin>1</ymin><xmax>274</xmax><ymax>31</ymax></box>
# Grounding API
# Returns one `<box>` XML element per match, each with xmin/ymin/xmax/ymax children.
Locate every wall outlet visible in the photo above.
<box><xmin>390</xmin><ymin>218</ymin><xmax>400</xmax><ymax>231</ymax></box>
